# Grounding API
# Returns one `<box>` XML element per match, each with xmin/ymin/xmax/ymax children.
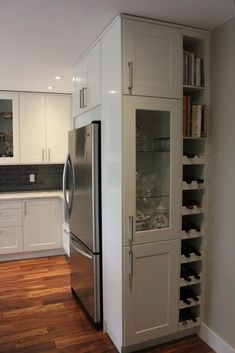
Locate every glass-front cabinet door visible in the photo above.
<box><xmin>0</xmin><ymin>93</ymin><xmax>19</xmax><ymax>164</ymax></box>
<box><xmin>123</xmin><ymin>96</ymin><xmax>181</xmax><ymax>245</ymax></box>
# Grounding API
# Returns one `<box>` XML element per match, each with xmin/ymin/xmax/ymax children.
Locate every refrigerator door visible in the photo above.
<box><xmin>69</xmin><ymin>123</ymin><xmax>100</xmax><ymax>253</ymax></box>
<box><xmin>70</xmin><ymin>233</ymin><xmax>101</xmax><ymax>323</ymax></box>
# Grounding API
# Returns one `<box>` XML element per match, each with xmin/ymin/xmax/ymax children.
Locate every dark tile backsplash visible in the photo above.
<box><xmin>0</xmin><ymin>164</ymin><xmax>64</xmax><ymax>192</ymax></box>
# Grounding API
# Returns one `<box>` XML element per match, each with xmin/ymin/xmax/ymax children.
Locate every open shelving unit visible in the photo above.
<box><xmin>179</xmin><ymin>30</ymin><xmax>209</xmax><ymax>331</ymax></box>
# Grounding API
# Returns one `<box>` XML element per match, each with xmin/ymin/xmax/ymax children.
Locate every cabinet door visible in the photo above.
<box><xmin>123</xmin><ymin>96</ymin><xmax>181</xmax><ymax>245</ymax></box>
<box><xmin>0</xmin><ymin>227</ymin><xmax>23</xmax><ymax>254</ymax></box>
<box><xmin>73</xmin><ymin>60</ymin><xmax>87</xmax><ymax>117</ymax></box>
<box><xmin>86</xmin><ymin>42</ymin><xmax>101</xmax><ymax>110</ymax></box>
<box><xmin>46</xmin><ymin>95</ymin><xmax>71</xmax><ymax>163</ymax></box>
<box><xmin>23</xmin><ymin>198</ymin><xmax>62</xmax><ymax>251</ymax></box>
<box><xmin>20</xmin><ymin>93</ymin><xmax>46</xmax><ymax>164</ymax></box>
<box><xmin>0</xmin><ymin>92</ymin><xmax>19</xmax><ymax>164</ymax></box>
<box><xmin>123</xmin><ymin>240</ymin><xmax>180</xmax><ymax>345</ymax></box>
<box><xmin>123</xmin><ymin>19</ymin><xmax>181</xmax><ymax>99</ymax></box>
<box><xmin>73</xmin><ymin>42</ymin><xmax>100</xmax><ymax>117</ymax></box>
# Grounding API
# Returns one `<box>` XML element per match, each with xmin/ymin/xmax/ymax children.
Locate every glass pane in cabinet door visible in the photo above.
<box><xmin>136</xmin><ymin>109</ymin><xmax>170</xmax><ymax>232</ymax></box>
<box><xmin>0</xmin><ymin>99</ymin><xmax>13</xmax><ymax>158</ymax></box>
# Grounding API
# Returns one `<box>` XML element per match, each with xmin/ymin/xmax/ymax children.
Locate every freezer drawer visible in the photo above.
<box><xmin>70</xmin><ymin>233</ymin><xmax>102</xmax><ymax>323</ymax></box>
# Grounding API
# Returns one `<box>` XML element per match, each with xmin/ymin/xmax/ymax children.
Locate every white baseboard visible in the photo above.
<box><xmin>199</xmin><ymin>323</ymin><xmax>235</xmax><ymax>353</ymax></box>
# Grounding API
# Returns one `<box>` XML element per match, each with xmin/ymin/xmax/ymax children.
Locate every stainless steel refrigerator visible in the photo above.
<box><xmin>63</xmin><ymin>122</ymin><xmax>102</xmax><ymax>325</ymax></box>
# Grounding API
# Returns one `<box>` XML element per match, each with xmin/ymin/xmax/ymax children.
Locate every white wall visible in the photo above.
<box><xmin>204</xmin><ymin>16</ymin><xmax>235</xmax><ymax>349</ymax></box>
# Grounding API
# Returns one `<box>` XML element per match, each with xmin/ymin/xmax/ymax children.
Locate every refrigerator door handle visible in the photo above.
<box><xmin>63</xmin><ymin>153</ymin><xmax>75</xmax><ymax>215</ymax></box>
<box><xmin>63</xmin><ymin>153</ymin><xmax>70</xmax><ymax>215</ymax></box>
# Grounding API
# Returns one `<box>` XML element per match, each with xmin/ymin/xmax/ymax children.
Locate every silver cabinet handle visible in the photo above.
<box><xmin>128</xmin><ymin>216</ymin><xmax>134</xmax><ymax>244</ymax></box>
<box><xmin>128</xmin><ymin>250</ymin><xmax>133</xmax><ymax>279</ymax></box>
<box><xmin>128</xmin><ymin>61</ymin><xmax>133</xmax><ymax>93</ymax></box>
<box><xmin>48</xmin><ymin>148</ymin><xmax>51</xmax><ymax>162</ymax></box>
<box><xmin>79</xmin><ymin>89</ymin><xmax>84</xmax><ymax>108</ymax></box>
<box><xmin>42</xmin><ymin>148</ymin><xmax>44</xmax><ymax>162</ymax></box>
<box><xmin>83</xmin><ymin>87</ymin><xmax>87</xmax><ymax>107</ymax></box>
<box><xmin>24</xmin><ymin>202</ymin><xmax>27</xmax><ymax>216</ymax></box>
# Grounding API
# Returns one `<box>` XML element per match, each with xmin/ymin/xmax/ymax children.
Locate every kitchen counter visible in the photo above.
<box><xmin>0</xmin><ymin>190</ymin><xmax>63</xmax><ymax>201</ymax></box>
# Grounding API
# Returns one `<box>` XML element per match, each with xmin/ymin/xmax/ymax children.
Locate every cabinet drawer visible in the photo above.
<box><xmin>0</xmin><ymin>208</ymin><xmax>22</xmax><ymax>227</ymax></box>
<box><xmin>0</xmin><ymin>227</ymin><xmax>23</xmax><ymax>255</ymax></box>
<box><xmin>0</xmin><ymin>200</ymin><xmax>21</xmax><ymax>210</ymax></box>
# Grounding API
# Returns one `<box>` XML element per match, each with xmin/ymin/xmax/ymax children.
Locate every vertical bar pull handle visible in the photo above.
<box><xmin>128</xmin><ymin>251</ymin><xmax>133</xmax><ymax>279</ymax></box>
<box><xmin>128</xmin><ymin>216</ymin><xmax>134</xmax><ymax>244</ymax></box>
<box><xmin>79</xmin><ymin>89</ymin><xmax>83</xmax><ymax>108</ymax></box>
<box><xmin>83</xmin><ymin>87</ymin><xmax>87</xmax><ymax>107</ymax></box>
<box><xmin>128</xmin><ymin>61</ymin><xmax>133</xmax><ymax>93</ymax></box>
<box><xmin>42</xmin><ymin>148</ymin><xmax>44</xmax><ymax>162</ymax></box>
<box><xmin>24</xmin><ymin>202</ymin><xmax>27</xmax><ymax>216</ymax></box>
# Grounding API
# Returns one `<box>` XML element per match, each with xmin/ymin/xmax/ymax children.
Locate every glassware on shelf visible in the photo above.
<box><xmin>136</xmin><ymin>210</ymin><xmax>150</xmax><ymax>231</ymax></box>
<box><xmin>141</xmin><ymin>174</ymin><xmax>156</xmax><ymax>197</ymax></box>
<box><xmin>150</xmin><ymin>202</ymin><xmax>169</xmax><ymax>229</ymax></box>
<box><xmin>154</xmin><ymin>137</ymin><xmax>170</xmax><ymax>152</ymax></box>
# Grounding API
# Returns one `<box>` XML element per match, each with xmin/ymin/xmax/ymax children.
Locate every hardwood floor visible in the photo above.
<box><xmin>0</xmin><ymin>256</ymin><xmax>214</xmax><ymax>353</ymax></box>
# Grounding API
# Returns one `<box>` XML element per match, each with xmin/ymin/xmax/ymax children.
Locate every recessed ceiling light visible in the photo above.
<box><xmin>48</xmin><ymin>86</ymin><xmax>54</xmax><ymax>90</ymax></box>
<box><xmin>55</xmin><ymin>76</ymin><xmax>61</xmax><ymax>80</ymax></box>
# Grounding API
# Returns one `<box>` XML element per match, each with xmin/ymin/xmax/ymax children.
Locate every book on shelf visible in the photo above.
<box><xmin>183</xmin><ymin>50</ymin><xmax>204</xmax><ymax>87</ymax></box>
<box><xmin>183</xmin><ymin>96</ymin><xmax>207</xmax><ymax>137</ymax></box>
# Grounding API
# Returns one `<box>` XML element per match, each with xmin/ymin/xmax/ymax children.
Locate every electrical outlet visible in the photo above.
<box><xmin>29</xmin><ymin>174</ymin><xmax>35</xmax><ymax>183</ymax></box>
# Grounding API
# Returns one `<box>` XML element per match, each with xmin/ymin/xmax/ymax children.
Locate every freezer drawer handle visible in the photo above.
<box><xmin>71</xmin><ymin>239</ymin><xmax>93</xmax><ymax>260</ymax></box>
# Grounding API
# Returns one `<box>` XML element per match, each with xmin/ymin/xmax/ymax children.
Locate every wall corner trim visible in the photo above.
<box><xmin>199</xmin><ymin>323</ymin><xmax>235</xmax><ymax>353</ymax></box>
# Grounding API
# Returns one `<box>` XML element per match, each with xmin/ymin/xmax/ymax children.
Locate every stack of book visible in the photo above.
<box><xmin>183</xmin><ymin>50</ymin><xmax>204</xmax><ymax>87</ymax></box>
<box><xmin>183</xmin><ymin>96</ymin><xmax>207</xmax><ymax>137</ymax></box>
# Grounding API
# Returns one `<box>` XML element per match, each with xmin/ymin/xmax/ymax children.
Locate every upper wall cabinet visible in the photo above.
<box><xmin>0</xmin><ymin>92</ymin><xmax>19</xmax><ymax>164</ymax></box>
<box><xmin>123</xmin><ymin>19</ymin><xmax>182</xmax><ymax>99</ymax></box>
<box><xmin>73</xmin><ymin>41</ymin><xmax>101</xmax><ymax>117</ymax></box>
<box><xmin>20</xmin><ymin>93</ymin><xmax>71</xmax><ymax>164</ymax></box>
<box><xmin>46</xmin><ymin>95</ymin><xmax>71</xmax><ymax>163</ymax></box>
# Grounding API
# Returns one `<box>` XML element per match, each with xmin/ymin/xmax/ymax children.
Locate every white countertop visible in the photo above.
<box><xmin>0</xmin><ymin>190</ymin><xmax>63</xmax><ymax>201</ymax></box>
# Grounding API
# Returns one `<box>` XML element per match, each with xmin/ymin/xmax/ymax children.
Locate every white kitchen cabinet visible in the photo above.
<box><xmin>0</xmin><ymin>200</ymin><xmax>23</xmax><ymax>255</ymax></box>
<box><xmin>123</xmin><ymin>19</ymin><xmax>182</xmax><ymax>99</ymax></box>
<box><xmin>23</xmin><ymin>198</ymin><xmax>62</xmax><ymax>251</ymax></box>
<box><xmin>20</xmin><ymin>93</ymin><xmax>45</xmax><ymax>164</ymax></box>
<box><xmin>123</xmin><ymin>96</ymin><xmax>181</xmax><ymax>246</ymax></box>
<box><xmin>46</xmin><ymin>95</ymin><xmax>71</xmax><ymax>163</ymax></box>
<box><xmin>101</xmin><ymin>16</ymin><xmax>182</xmax><ymax>352</ymax></box>
<box><xmin>124</xmin><ymin>240</ymin><xmax>180</xmax><ymax>345</ymax></box>
<box><xmin>0</xmin><ymin>227</ymin><xmax>23</xmax><ymax>254</ymax></box>
<box><xmin>0</xmin><ymin>92</ymin><xmax>19</xmax><ymax>164</ymax></box>
<box><xmin>20</xmin><ymin>93</ymin><xmax>71</xmax><ymax>164</ymax></box>
<box><xmin>73</xmin><ymin>41</ymin><xmax>100</xmax><ymax>117</ymax></box>
<box><xmin>82</xmin><ymin>14</ymin><xmax>209</xmax><ymax>353</ymax></box>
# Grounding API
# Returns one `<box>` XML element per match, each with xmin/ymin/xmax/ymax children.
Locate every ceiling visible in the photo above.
<box><xmin>0</xmin><ymin>0</ymin><xmax>234</xmax><ymax>94</ymax></box>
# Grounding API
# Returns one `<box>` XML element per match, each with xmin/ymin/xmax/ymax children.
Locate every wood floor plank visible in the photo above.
<box><xmin>0</xmin><ymin>256</ymin><xmax>214</xmax><ymax>353</ymax></box>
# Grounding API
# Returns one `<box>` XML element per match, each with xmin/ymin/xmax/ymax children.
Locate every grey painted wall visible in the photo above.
<box><xmin>204</xmin><ymin>17</ymin><xmax>235</xmax><ymax>348</ymax></box>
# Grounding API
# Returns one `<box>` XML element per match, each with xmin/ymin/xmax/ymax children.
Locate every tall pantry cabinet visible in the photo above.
<box><xmin>74</xmin><ymin>14</ymin><xmax>209</xmax><ymax>353</ymax></box>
